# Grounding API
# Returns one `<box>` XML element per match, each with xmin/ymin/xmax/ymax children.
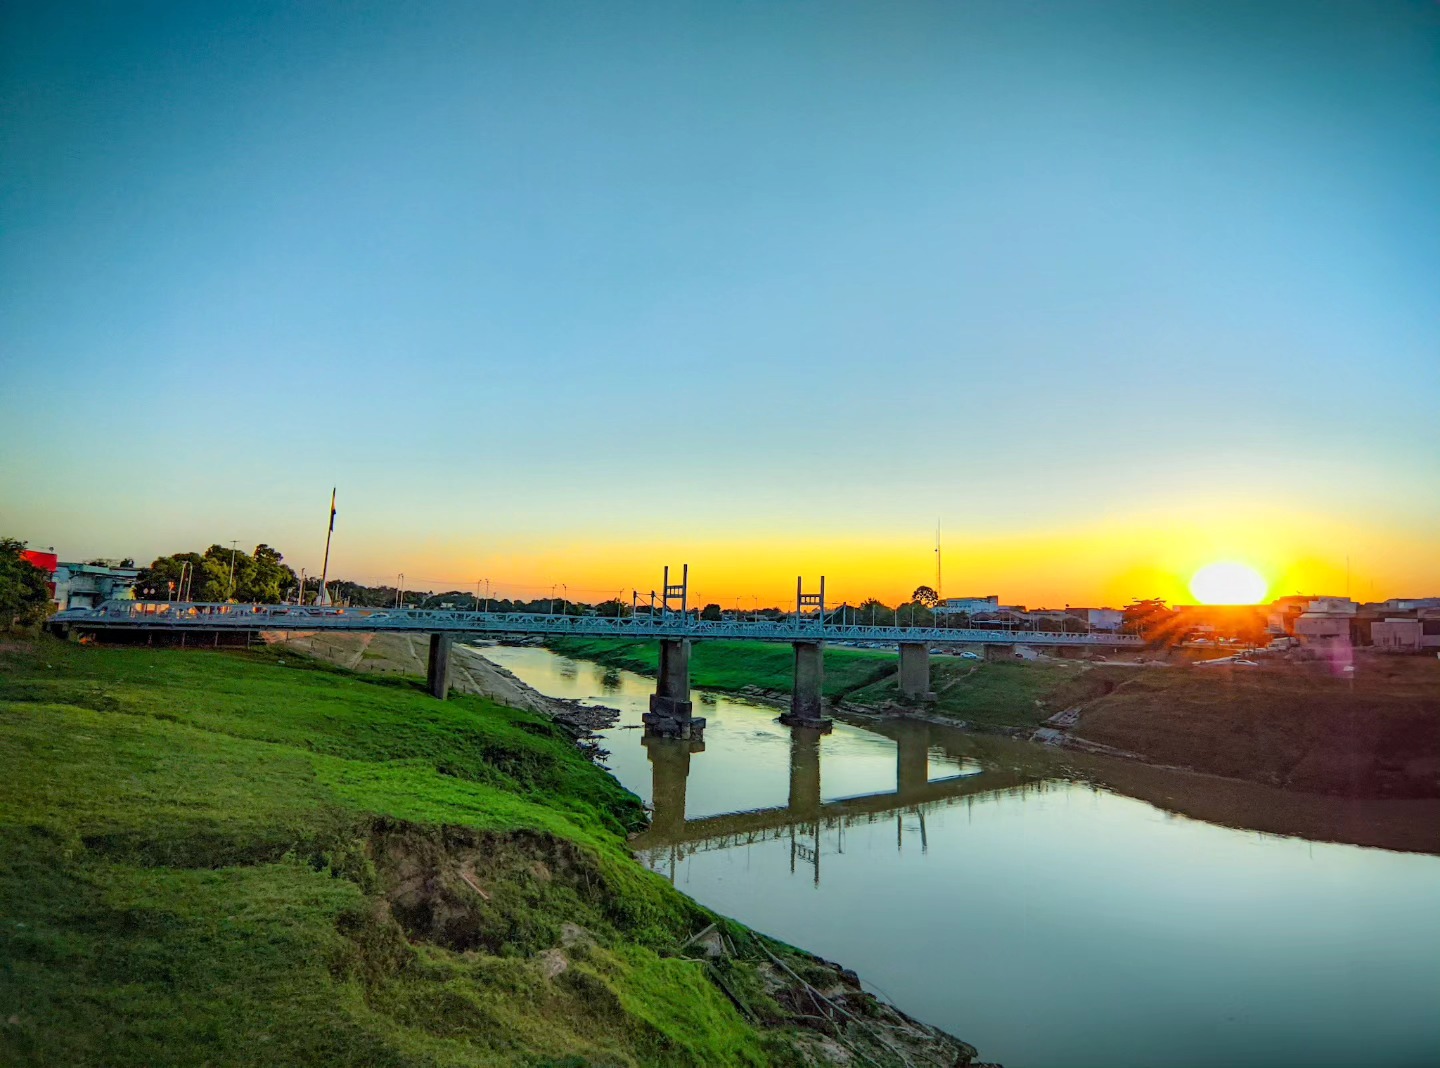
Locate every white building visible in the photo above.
<box><xmin>1065</xmin><ymin>607</ymin><xmax>1124</xmax><ymax>632</ymax></box>
<box><xmin>1294</xmin><ymin>597</ymin><xmax>1357</xmax><ymax>650</ymax></box>
<box><xmin>53</xmin><ymin>562</ymin><xmax>142</xmax><ymax>610</ymax></box>
<box><xmin>935</xmin><ymin>596</ymin><xmax>1002</xmax><ymax>617</ymax></box>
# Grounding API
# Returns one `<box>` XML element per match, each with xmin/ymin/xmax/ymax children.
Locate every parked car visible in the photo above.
<box><xmin>959</xmin><ymin>651</ymin><xmax>981</xmax><ymax>660</ymax></box>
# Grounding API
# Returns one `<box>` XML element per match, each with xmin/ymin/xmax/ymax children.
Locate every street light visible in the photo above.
<box><xmin>396</xmin><ymin>573</ymin><xmax>405</xmax><ymax>609</ymax></box>
<box><xmin>227</xmin><ymin>540</ymin><xmax>239</xmax><ymax>600</ymax></box>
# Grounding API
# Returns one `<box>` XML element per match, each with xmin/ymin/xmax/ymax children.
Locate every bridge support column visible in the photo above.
<box><xmin>898</xmin><ymin>642</ymin><xmax>935</xmax><ymax>701</ymax></box>
<box><xmin>895</xmin><ymin>725</ymin><xmax>930</xmax><ymax>800</ymax></box>
<box><xmin>426</xmin><ymin>633</ymin><xmax>453</xmax><ymax>699</ymax></box>
<box><xmin>983</xmin><ymin>643</ymin><xmax>1017</xmax><ymax>662</ymax></box>
<box><xmin>788</xmin><ymin>727</ymin><xmax>823</xmax><ymax>816</ymax></box>
<box><xmin>644</xmin><ymin>639</ymin><xmax>705</xmax><ymax>740</ymax></box>
<box><xmin>779</xmin><ymin>641</ymin><xmax>832</xmax><ymax>731</ymax></box>
<box><xmin>644</xmin><ymin>735</ymin><xmax>703</xmax><ymax>837</ymax></box>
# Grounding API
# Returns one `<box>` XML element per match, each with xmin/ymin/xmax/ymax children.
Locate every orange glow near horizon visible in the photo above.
<box><xmin>309</xmin><ymin>500</ymin><xmax>1434</xmax><ymax>611</ymax></box>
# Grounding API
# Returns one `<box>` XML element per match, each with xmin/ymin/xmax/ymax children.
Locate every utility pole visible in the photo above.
<box><xmin>935</xmin><ymin>519</ymin><xmax>943</xmax><ymax>601</ymax></box>
<box><xmin>227</xmin><ymin>540</ymin><xmax>239</xmax><ymax>600</ymax></box>
<box><xmin>317</xmin><ymin>488</ymin><xmax>336</xmax><ymax>606</ymax></box>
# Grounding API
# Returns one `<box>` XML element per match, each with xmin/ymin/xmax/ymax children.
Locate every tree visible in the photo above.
<box><xmin>700</xmin><ymin>603</ymin><xmax>722</xmax><ymax>621</ymax></box>
<box><xmin>1122</xmin><ymin>599</ymin><xmax>1186</xmax><ymax>647</ymax></box>
<box><xmin>911</xmin><ymin>585</ymin><xmax>939</xmax><ymax>607</ymax></box>
<box><xmin>136</xmin><ymin>544</ymin><xmax>298</xmax><ymax>603</ymax></box>
<box><xmin>1</xmin><ymin>538</ymin><xmax>54</xmax><ymax>626</ymax></box>
<box><xmin>856</xmin><ymin>598</ymin><xmax>895</xmax><ymax>627</ymax></box>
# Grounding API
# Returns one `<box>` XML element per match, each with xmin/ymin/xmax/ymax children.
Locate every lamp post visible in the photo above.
<box><xmin>227</xmin><ymin>540</ymin><xmax>239</xmax><ymax>600</ymax></box>
<box><xmin>396</xmin><ymin>573</ymin><xmax>405</xmax><ymax>609</ymax></box>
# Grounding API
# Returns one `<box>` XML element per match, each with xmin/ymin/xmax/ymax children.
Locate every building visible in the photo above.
<box><xmin>1371</xmin><ymin>616</ymin><xmax>1440</xmax><ymax>653</ymax></box>
<box><xmin>1294</xmin><ymin>597</ymin><xmax>1358</xmax><ymax>651</ymax></box>
<box><xmin>51</xmin><ymin>562</ymin><xmax>142</xmax><ymax>610</ymax></box>
<box><xmin>1065</xmin><ymin>607</ymin><xmax>1123</xmax><ymax>632</ymax></box>
<box><xmin>1377</xmin><ymin>597</ymin><xmax>1440</xmax><ymax>613</ymax></box>
<box><xmin>935</xmin><ymin>596</ymin><xmax>1003</xmax><ymax>617</ymax></box>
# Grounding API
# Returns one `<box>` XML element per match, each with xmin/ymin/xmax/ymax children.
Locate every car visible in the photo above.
<box><xmin>959</xmin><ymin>651</ymin><xmax>981</xmax><ymax>660</ymax></box>
<box><xmin>1232</xmin><ymin>658</ymin><xmax>1259</xmax><ymax>666</ymax></box>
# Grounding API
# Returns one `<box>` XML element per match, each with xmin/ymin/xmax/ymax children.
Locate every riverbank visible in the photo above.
<box><xmin>549</xmin><ymin>638</ymin><xmax>1440</xmax><ymax>803</ymax></box>
<box><xmin>0</xmin><ymin>638</ymin><xmax>985</xmax><ymax>1067</ymax></box>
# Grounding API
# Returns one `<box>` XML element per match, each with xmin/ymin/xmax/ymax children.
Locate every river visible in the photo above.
<box><xmin>478</xmin><ymin>643</ymin><xmax>1440</xmax><ymax>1068</ymax></box>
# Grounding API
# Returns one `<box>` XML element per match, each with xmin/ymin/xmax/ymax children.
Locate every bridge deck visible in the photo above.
<box><xmin>52</xmin><ymin>601</ymin><xmax>1142</xmax><ymax>647</ymax></box>
<box><xmin>630</xmin><ymin>768</ymin><xmax>1040</xmax><ymax>851</ymax></box>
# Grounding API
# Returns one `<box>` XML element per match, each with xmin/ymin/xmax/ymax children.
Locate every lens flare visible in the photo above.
<box><xmin>1189</xmin><ymin>562</ymin><xmax>1268</xmax><ymax>605</ymax></box>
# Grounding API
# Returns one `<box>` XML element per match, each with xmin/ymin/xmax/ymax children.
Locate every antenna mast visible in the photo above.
<box><xmin>935</xmin><ymin>520</ymin><xmax>943</xmax><ymax>600</ymax></box>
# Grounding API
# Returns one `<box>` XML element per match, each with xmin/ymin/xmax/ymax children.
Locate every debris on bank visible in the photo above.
<box><xmin>675</xmin><ymin>922</ymin><xmax>1000</xmax><ymax>1068</ymax></box>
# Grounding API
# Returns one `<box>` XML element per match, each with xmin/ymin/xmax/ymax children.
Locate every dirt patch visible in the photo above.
<box><xmin>368</xmin><ymin>820</ymin><xmax>614</xmax><ymax>956</ymax></box>
<box><xmin>1072</xmin><ymin>655</ymin><xmax>1440</xmax><ymax>799</ymax></box>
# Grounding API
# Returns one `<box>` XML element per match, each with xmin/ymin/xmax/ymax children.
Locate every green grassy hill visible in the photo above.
<box><xmin>0</xmin><ymin>639</ymin><xmax>932</xmax><ymax>1067</ymax></box>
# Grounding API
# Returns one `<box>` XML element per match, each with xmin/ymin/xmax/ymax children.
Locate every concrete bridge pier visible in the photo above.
<box><xmin>426</xmin><ymin>633</ymin><xmax>453</xmax><ymax>699</ymax></box>
<box><xmin>983</xmin><ymin>642</ymin><xmax>1017</xmax><ymax>662</ymax></box>
<box><xmin>787</xmin><ymin>727</ymin><xmax>824</xmax><ymax>816</ymax></box>
<box><xmin>779</xmin><ymin>640</ymin><xmax>832</xmax><ymax>731</ymax></box>
<box><xmin>644</xmin><ymin>734</ymin><xmax>703</xmax><ymax>837</ymax></box>
<box><xmin>898</xmin><ymin>642</ymin><xmax>935</xmax><ymax>701</ymax></box>
<box><xmin>644</xmin><ymin>639</ymin><xmax>705</xmax><ymax>740</ymax></box>
<box><xmin>895</xmin><ymin>724</ymin><xmax>930</xmax><ymax>800</ymax></box>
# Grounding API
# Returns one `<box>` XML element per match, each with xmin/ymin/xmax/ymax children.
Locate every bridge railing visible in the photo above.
<box><xmin>52</xmin><ymin>601</ymin><xmax>1144</xmax><ymax>645</ymax></box>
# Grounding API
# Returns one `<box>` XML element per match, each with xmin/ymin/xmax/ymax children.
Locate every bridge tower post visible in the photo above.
<box><xmin>779</xmin><ymin>576</ymin><xmax>832</xmax><ymax>731</ymax></box>
<box><xmin>898</xmin><ymin>642</ymin><xmax>935</xmax><ymax>701</ymax></box>
<box><xmin>643</xmin><ymin>566</ymin><xmax>705</xmax><ymax>740</ymax></box>
<box><xmin>426</xmin><ymin>633</ymin><xmax>453</xmax><ymax>699</ymax></box>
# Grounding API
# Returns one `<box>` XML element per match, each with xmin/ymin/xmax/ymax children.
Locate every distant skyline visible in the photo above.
<box><xmin>3</xmin><ymin>2</ymin><xmax>1437</xmax><ymax>608</ymax></box>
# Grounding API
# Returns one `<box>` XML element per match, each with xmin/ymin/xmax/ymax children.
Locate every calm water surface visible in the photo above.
<box><xmin>479</xmin><ymin>644</ymin><xmax>1440</xmax><ymax>1068</ymax></box>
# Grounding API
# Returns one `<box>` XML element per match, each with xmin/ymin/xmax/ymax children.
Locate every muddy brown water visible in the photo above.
<box><xmin>478</xmin><ymin>644</ymin><xmax>1440</xmax><ymax>1068</ymax></box>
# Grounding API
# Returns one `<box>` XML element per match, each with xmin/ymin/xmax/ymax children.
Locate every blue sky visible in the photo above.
<box><xmin>3</xmin><ymin>1</ymin><xmax>1437</xmax><ymax>603</ymax></box>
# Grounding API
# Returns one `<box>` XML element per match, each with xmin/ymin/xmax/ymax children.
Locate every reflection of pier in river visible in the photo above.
<box><xmin>633</xmin><ymin>717</ymin><xmax>1051</xmax><ymax>884</ymax></box>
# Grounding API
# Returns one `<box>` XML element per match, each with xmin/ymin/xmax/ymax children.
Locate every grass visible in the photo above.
<box><xmin>1070</xmin><ymin>656</ymin><xmax>1440</xmax><ymax>797</ymax></box>
<box><xmin>0</xmin><ymin>638</ymin><xmax>836</xmax><ymax>1067</ymax></box>
<box><xmin>845</xmin><ymin>655</ymin><xmax>1107</xmax><ymax>729</ymax></box>
<box><xmin>545</xmin><ymin>638</ymin><xmax>897</xmax><ymax>700</ymax></box>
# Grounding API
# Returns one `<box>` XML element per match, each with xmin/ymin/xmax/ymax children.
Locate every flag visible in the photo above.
<box><xmin>329</xmin><ymin>488</ymin><xmax>337</xmax><ymax>531</ymax></box>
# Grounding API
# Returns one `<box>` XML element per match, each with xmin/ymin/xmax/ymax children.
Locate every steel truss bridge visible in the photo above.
<box><xmin>51</xmin><ymin>600</ymin><xmax>1143</xmax><ymax>648</ymax></box>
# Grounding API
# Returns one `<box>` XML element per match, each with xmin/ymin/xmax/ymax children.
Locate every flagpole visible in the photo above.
<box><xmin>317</xmin><ymin>488</ymin><xmax>336</xmax><ymax>605</ymax></box>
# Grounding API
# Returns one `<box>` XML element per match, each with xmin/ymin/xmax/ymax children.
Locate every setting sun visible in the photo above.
<box><xmin>1189</xmin><ymin>562</ymin><xmax>1269</xmax><ymax>605</ymax></box>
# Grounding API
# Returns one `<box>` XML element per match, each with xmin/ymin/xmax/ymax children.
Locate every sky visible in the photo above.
<box><xmin>2</xmin><ymin>1</ymin><xmax>1437</xmax><ymax>609</ymax></box>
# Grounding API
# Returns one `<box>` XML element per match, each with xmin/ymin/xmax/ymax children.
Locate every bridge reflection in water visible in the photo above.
<box><xmin>632</xmin><ymin>717</ymin><xmax>1048</xmax><ymax>886</ymax></box>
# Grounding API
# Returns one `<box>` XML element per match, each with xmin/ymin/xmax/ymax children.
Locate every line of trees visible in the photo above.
<box><xmin>137</xmin><ymin>545</ymin><xmax>300</xmax><ymax>604</ymax></box>
<box><xmin>1</xmin><ymin>538</ymin><xmax>53</xmax><ymax>627</ymax></box>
